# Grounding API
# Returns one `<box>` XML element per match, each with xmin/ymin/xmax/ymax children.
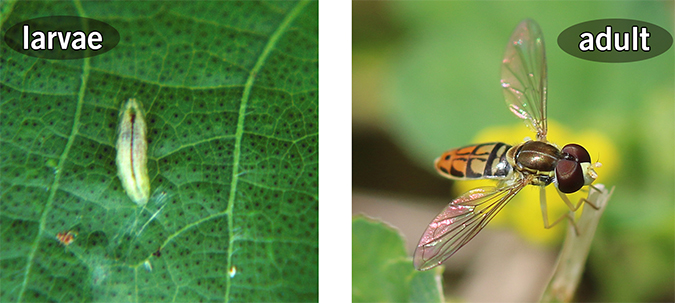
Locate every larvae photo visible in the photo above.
<box><xmin>0</xmin><ymin>1</ymin><xmax>318</xmax><ymax>302</ymax></box>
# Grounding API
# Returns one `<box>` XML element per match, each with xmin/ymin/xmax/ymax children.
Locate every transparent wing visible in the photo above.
<box><xmin>501</xmin><ymin>19</ymin><xmax>548</xmax><ymax>141</ymax></box>
<box><xmin>413</xmin><ymin>178</ymin><xmax>529</xmax><ymax>271</ymax></box>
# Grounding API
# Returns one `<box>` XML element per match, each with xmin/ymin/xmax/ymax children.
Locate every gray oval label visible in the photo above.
<box><xmin>3</xmin><ymin>16</ymin><xmax>120</xmax><ymax>60</ymax></box>
<box><xmin>558</xmin><ymin>19</ymin><xmax>673</xmax><ymax>63</ymax></box>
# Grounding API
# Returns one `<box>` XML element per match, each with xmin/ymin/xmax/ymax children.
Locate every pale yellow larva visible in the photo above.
<box><xmin>116</xmin><ymin>98</ymin><xmax>150</xmax><ymax>206</ymax></box>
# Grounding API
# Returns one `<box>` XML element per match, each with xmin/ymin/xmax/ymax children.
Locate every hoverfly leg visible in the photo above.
<box><xmin>539</xmin><ymin>186</ymin><xmax>580</xmax><ymax>235</ymax></box>
<box><xmin>588</xmin><ymin>184</ymin><xmax>601</xmax><ymax>193</ymax></box>
<box><xmin>556</xmin><ymin>188</ymin><xmax>600</xmax><ymax>211</ymax></box>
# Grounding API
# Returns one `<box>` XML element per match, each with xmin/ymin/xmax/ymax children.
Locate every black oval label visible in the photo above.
<box><xmin>558</xmin><ymin>19</ymin><xmax>673</xmax><ymax>63</ymax></box>
<box><xmin>3</xmin><ymin>16</ymin><xmax>120</xmax><ymax>60</ymax></box>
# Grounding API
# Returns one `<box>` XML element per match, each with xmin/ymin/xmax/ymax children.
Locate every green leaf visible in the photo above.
<box><xmin>352</xmin><ymin>216</ymin><xmax>443</xmax><ymax>303</ymax></box>
<box><xmin>0</xmin><ymin>1</ymin><xmax>317</xmax><ymax>302</ymax></box>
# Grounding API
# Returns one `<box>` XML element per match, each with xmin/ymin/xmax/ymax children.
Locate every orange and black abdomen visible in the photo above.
<box><xmin>435</xmin><ymin>142</ymin><xmax>513</xmax><ymax>180</ymax></box>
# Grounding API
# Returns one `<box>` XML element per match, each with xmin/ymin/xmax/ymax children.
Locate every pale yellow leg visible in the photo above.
<box><xmin>539</xmin><ymin>186</ymin><xmax>600</xmax><ymax>236</ymax></box>
<box><xmin>556</xmin><ymin>187</ymin><xmax>600</xmax><ymax>212</ymax></box>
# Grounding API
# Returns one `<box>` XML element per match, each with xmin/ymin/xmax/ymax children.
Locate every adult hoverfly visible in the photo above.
<box><xmin>413</xmin><ymin>19</ymin><xmax>601</xmax><ymax>271</ymax></box>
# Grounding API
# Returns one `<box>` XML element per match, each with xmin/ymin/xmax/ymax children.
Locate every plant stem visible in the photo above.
<box><xmin>540</xmin><ymin>184</ymin><xmax>614</xmax><ymax>302</ymax></box>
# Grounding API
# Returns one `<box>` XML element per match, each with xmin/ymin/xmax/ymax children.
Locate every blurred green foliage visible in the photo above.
<box><xmin>354</xmin><ymin>1</ymin><xmax>674</xmax><ymax>301</ymax></box>
<box><xmin>352</xmin><ymin>216</ymin><xmax>443</xmax><ymax>303</ymax></box>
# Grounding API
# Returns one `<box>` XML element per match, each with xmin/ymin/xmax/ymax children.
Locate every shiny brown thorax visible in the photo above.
<box><xmin>506</xmin><ymin>140</ymin><xmax>560</xmax><ymax>186</ymax></box>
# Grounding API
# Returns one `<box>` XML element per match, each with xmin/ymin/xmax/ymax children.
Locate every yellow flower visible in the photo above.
<box><xmin>452</xmin><ymin>120</ymin><xmax>618</xmax><ymax>245</ymax></box>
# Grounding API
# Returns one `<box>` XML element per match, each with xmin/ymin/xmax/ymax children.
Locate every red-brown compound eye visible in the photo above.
<box><xmin>561</xmin><ymin>144</ymin><xmax>591</xmax><ymax>163</ymax></box>
<box><xmin>556</xmin><ymin>159</ymin><xmax>584</xmax><ymax>193</ymax></box>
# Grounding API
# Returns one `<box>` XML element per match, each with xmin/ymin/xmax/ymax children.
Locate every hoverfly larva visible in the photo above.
<box><xmin>116</xmin><ymin>98</ymin><xmax>150</xmax><ymax>206</ymax></box>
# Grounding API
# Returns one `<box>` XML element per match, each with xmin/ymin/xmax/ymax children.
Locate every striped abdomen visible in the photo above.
<box><xmin>435</xmin><ymin>142</ymin><xmax>513</xmax><ymax>180</ymax></box>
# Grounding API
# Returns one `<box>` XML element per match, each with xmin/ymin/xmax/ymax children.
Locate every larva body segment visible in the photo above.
<box><xmin>116</xmin><ymin>98</ymin><xmax>150</xmax><ymax>206</ymax></box>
